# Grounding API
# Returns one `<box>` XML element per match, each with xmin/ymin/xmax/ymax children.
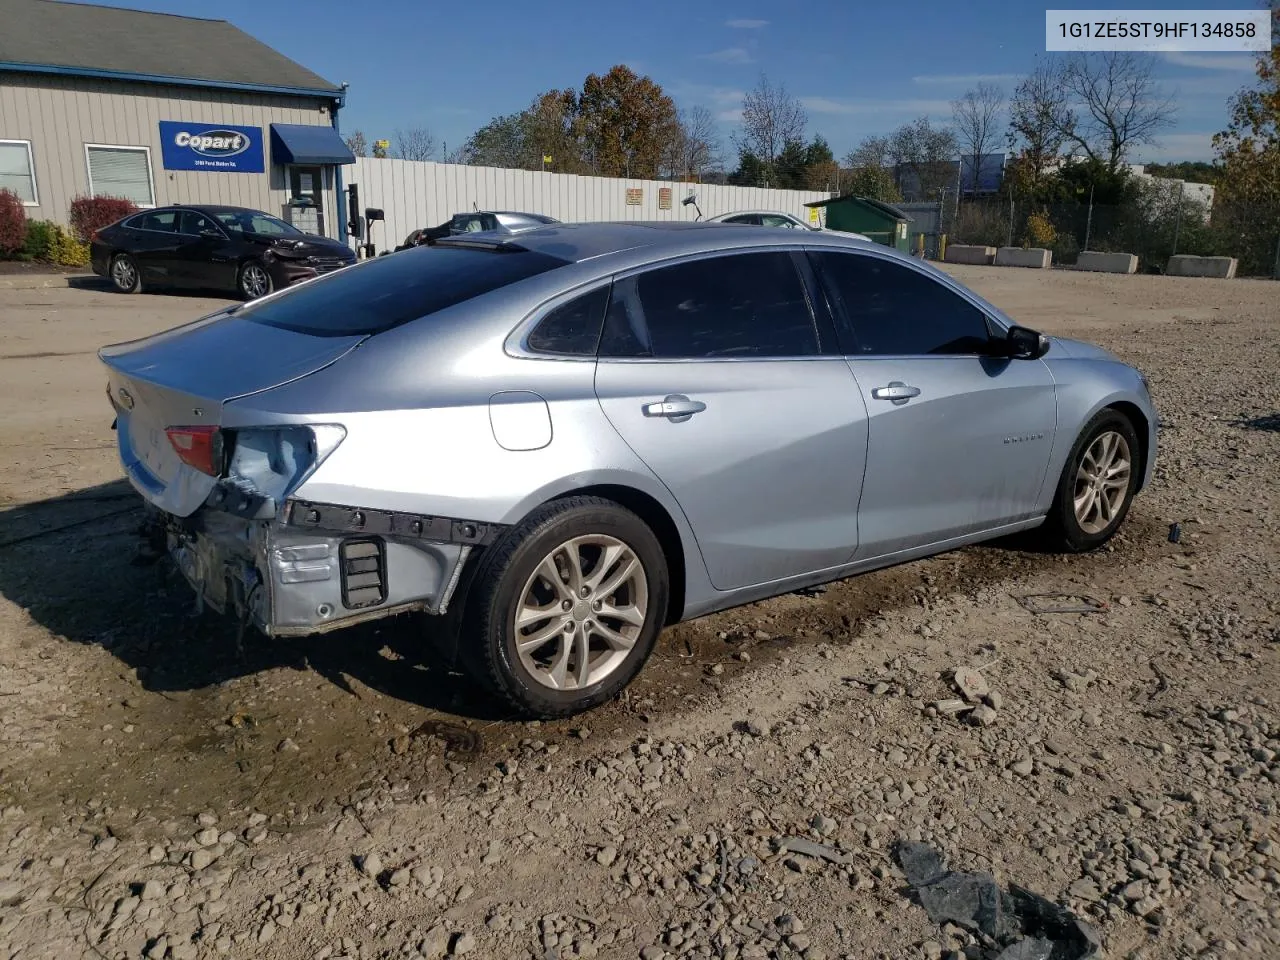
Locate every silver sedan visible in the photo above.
<box><xmin>100</xmin><ymin>222</ymin><xmax>1157</xmax><ymax>717</ymax></box>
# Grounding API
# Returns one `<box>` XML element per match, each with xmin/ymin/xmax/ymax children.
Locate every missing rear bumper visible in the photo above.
<box><xmin>156</xmin><ymin>499</ymin><xmax>491</xmax><ymax>638</ymax></box>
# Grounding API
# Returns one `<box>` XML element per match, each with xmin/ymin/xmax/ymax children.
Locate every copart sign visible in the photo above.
<box><xmin>158</xmin><ymin>121</ymin><xmax>265</xmax><ymax>173</ymax></box>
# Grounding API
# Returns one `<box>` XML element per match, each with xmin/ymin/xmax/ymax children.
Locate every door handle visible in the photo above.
<box><xmin>871</xmin><ymin>381</ymin><xmax>921</xmax><ymax>405</ymax></box>
<box><xmin>642</xmin><ymin>394</ymin><xmax>706</xmax><ymax>423</ymax></box>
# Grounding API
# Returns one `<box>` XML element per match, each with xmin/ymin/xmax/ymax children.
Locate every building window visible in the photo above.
<box><xmin>0</xmin><ymin>140</ymin><xmax>38</xmax><ymax>206</ymax></box>
<box><xmin>85</xmin><ymin>145</ymin><xmax>154</xmax><ymax>207</ymax></box>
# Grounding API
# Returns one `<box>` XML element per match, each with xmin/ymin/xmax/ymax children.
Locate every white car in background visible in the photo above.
<box><xmin>706</xmin><ymin>210</ymin><xmax>870</xmax><ymax>241</ymax></box>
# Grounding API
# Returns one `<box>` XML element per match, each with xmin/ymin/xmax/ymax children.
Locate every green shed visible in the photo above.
<box><xmin>805</xmin><ymin>196</ymin><xmax>912</xmax><ymax>252</ymax></box>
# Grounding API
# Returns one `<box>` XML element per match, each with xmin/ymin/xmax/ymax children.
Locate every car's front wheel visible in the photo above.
<box><xmin>461</xmin><ymin>497</ymin><xmax>669</xmax><ymax>718</ymax></box>
<box><xmin>109</xmin><ymin>253</ymin><xmax>141</xmax><ymax>293</ymax></box>
<box><xmin>1043</xmin><ymin>408</ymin><xmax>1141</xmax><ymax>552</ymax></box>
<box><xmin>237</xmin><ymin>260</ymin><xmax>273</xmax><ymax>300</ymax></box>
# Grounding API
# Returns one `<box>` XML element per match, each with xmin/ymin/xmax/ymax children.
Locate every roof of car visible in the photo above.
<box><xmin>436</xmin><ymin>220</ymin><xmax>880</xmax><ymax>264</ymax></box>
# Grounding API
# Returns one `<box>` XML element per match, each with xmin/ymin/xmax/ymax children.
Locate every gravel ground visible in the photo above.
<box><xmin>0</xmin><ymin>267</ymin><xmax>1276</xmax><ymax>960</ymax></box>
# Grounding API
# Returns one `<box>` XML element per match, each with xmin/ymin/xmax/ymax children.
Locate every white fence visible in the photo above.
<box><xmin>345</xmin><ymin>156</ymin><xmax>833</xmax><ymax>250</ymax></box>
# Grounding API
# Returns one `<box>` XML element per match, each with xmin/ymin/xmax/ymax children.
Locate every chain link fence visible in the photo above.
<box><xmin>949</xmin><ymin>185</ymin><xmax>1280</xmax><ymax>278</ymax></box>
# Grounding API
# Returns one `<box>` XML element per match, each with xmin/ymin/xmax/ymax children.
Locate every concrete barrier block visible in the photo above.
<box><xmin>1075</xmin><ymin>251</ymin><xmax>1138</xmax><ymax>274</ymax></box>
<box><xmin>1166</xmin><ymin>255</ymin><xmax>1238</xmax><ymax>279</ymax></box>
<box><xmin>995</xmin><ymin>247</ymin><xmax>1052</xmax><ymax>269</ymax></box>
<box><xmin>944</xmin><ymin>245</ymin><xmax>996</xmax><ymax>265</ymax></box>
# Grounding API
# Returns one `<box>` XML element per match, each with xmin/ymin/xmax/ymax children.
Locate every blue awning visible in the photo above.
<box><xmin>269</xmin><ymin>123</ymin><xmax>355</xmax><ymax>165</ymax></box>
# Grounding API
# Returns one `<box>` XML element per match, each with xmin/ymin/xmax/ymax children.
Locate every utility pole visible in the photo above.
<box><xmin>1084</xmin><ymin>183</ymin><xmax>1095</xmax><ymax>251</ymax></box>
<box><xmin>1273</xmin><ymin>231</ymin><xmax>1280</xmax><ymax>280</ymax></box>
<box><xmin>1171</xmin><ymin>180</ymin><xmax>1185</xmax><ymax>255</ymax></box>
<box><xmin>1007</xmin><ymin>190</ymin><xmax>1014</xmax><ymax>247</ymax></box>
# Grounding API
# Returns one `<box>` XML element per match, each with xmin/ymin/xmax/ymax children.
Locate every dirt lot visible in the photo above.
<box><xmin>0</xmin><ymin>267</ymin><xmax>1276</xmax><ymax>960</ymax></box>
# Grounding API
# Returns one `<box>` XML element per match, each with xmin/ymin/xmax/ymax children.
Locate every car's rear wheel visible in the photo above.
<box><xmin>461</xmin><ymin>497</ymin><xmax>669</xmax><ymax>718</ymax></box>
<box><xmin>1042</xmin><ymin>408</ymin><xmax>1140</xmax><ymax>552</ymax></box>
<box><xmin>237</xmin><ymin>260</ymin><xmax>273</xmax><ymax>300</ymax></box>
<box><xmin>110</xmin><ymin>253</ymin><xmax>141</xmax><ymax>293</ymax></box>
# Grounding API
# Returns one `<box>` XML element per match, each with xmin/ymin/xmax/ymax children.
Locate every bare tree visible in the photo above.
<box><xmin>734</xmin><ymin>73</ymin><xmax>807</xmax><ymax>171</ymax></box>
<box><xmin>663</xmin><ymin>106</ymin><xmax>725</xmax><ymax>179</ymax></box>
<box><xmin>844</xmin><ymin>135</ymin><xmax>893</xmax><ymax>171</ymax></box>
<box><xmin>343</xmin><ymin>129</ymin><xmax>368</xmax><ymax>158</ymax></box>
<box><xmin>951</xmin><ymin>83</ymin><xmax>1005</xmax><ymax>192</ymax></box>
<box><xmin>392</xmin><ymin>127</ymin><xmax>437</xmax><ymax>162</ymax></box>
<box><xmin>1007</xmin><ymin>62</ymin><xmax>1070</xmax><ymax>188</ymax></box>
<box><xmin>1059</xmin><ymin>52</ymin><xmax>1176</xmax><ymax>171</ymax></box>
<box><xmin>888</xmin><ymin>117</ymin><xmax>958</xmax><ymax>200</ymax></box>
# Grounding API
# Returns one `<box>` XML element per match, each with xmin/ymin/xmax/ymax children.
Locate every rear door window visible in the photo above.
<box><xmin>599</xmin><ymin>251</ymin><xmax>820</xmax><ymax>359</ymax></box>
<box><xmin>240</xmin><ymin>246</ymin><xmax>568</xmax><ymax>337</ymax></box>
<box><xmin>135</xmin><ymin>210</ymin><xmax>179</xmax><ymax>232</ymax></box>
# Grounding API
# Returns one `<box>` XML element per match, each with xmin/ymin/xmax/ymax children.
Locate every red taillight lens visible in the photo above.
<box><xmin>166</xmin><ymin>425</ymin><xmax>224</xmax><ymax>476</ymax></box>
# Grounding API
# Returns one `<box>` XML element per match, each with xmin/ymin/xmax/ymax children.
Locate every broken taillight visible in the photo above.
<box><xmin>166</xmin><ymin>425</ymin><xmax>224</xmax><ymax>476</ymax></box>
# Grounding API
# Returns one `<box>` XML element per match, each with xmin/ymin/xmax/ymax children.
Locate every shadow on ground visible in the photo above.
<box><xmin>0</xmin><ymin>480</ymin><xmax>513</xmax><ymax>721</ymax></box>
<box><xmin>1234</xmin><ymin>414</ymin><xmax>1280</xmax><ymax>433</ymax></box>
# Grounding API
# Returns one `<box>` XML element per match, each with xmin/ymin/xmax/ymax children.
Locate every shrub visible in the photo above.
<box><xmin>49</xmin><ymin>225</ymin><xmax>90</xmax><ymax>267</ymax></box>
<box><xmin>69</xmin><ymin>195</ymin><xmax>138</xmax><ymax>243</ymax></box>
<box><xmin>21</xmin><ymin>219</ymin><xmax>56</xmax><ymax>261</ymax></box>
<box><xmin>1024</xmin><ymin>210</ymin><xmax>1057</xmax><ymax>249</ymax></box>
<box><xmin>0</xmin><ymin>189</ymin><xmax>27</xmax><ymax>256</ymax></box>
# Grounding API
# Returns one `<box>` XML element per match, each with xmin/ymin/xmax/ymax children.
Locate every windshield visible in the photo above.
<box><xmin>239</xmin><ymin>245</ymin><xmax>569</xmax><ymax>337</ymax></box>
<box><xmin>214</xmin><ymin>210</ymin><xmax>304</xmax><ymax>238</ymax></box>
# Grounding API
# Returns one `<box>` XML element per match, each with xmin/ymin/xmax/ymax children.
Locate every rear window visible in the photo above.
<box><xmin>239</xmin><ymin>245</ymin><xmax>569</xmax><ymax>337</ymax></box>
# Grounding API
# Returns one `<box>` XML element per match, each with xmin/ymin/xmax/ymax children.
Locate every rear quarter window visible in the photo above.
<box><xmin>239</xmin><ymin>246</ymin><xmax>568</xmax><ymax>337</ymax></box>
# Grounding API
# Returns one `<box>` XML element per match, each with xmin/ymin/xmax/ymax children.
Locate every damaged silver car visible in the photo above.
<box><xmin>101</xmin><ymin>222</ymin><xmax>1157</xmax><ymax>717</ymax></box>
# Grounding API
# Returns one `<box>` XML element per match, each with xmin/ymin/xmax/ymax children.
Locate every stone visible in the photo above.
<box><xmin>360</xmin><ymin>853</ymin><xmax>383</xmax><ymax>877</ymax></box>
<box><xmin>195</xmin><ymin>828</ymin><xmax>219</xmax><ymax>847</ymax></box>
<box><xmin>1068</xmin><ymin>878</ymin><xmax>1100</xmax><ymax>902</ymax></box>
<box><xmin>140</xmin><ymin>880</ymin><xmax>165</xmax><ymax>901</ymax></box>
<box><xmin>952</xmin><ymin>666</ymin><xmax>989</xmax><ymax>702</ymax></box>
<box><xmin>745</xmin><ymin>717</ymin><xmax>770</xmax><ymax>738</ymax></box>
<box><xmin>390</xmin><ymin>736</ymin><xmax>410</xmax><ymax>756</ymax></box>
<box><xmin>421</xmin><ymin>925</ymin><xmax>450</xmax><ymax>958</ymax></box>
<box><xmin>968</xmin><ymin>705</ymin><xmax>997</xmax><ymax>727</ymax></box>
<box><xmin>277</xmin><ymin>738</ymin><xmax>300</xmax><ymax>753</ymax></box>
<box><xmin>596</xmin><ymin>845</ymin><xmax>618</xmax><ymax>867</ymax></box>
<box><xmin>190</xmin><ymin>849</ymin><xmax>214</xmax><ymax>871</ymax></box>
<box><xmin>452</xmin><ymin>931</ymin><xmax>476</xmax><ymax>955</ymax></box>
<box><xmin>985</xmin><ymin>690</ymin><xmax>1003</xmax><ymax>711</ymax></box>
<box><xmin>640</xmin><ymin>947</ymin><xmax>665</xmax><ymax>960</ymax></box>
<box><xmin>1011</xmin><ymin>758</ymin><xmax>1034</xmax><ymax>777</ymax></box>
<box><xmin>0</xmin><ymin>880</ymin><xmax>22</xmax><ymax>906</ymax></box>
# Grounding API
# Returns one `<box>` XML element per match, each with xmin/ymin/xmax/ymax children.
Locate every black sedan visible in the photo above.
<box><xmin>90</xmin><ymin>204</ymin><xmax>357</xmax><ymax>300</ymax></box>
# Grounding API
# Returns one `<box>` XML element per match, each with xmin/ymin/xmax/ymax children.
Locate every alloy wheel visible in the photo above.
<box><xmin>1073</xmin><ymin>430</ymin><xmax>1132</xmax><ymax>535</ymax></box>
<box><xmin>241</xmin><ymin>263</ymin><xmax>270</xmax><ymax>298</ymax></box>
<box><xmin>513</xmin><ymin>534</ymin><xmax>649</xmax><ymax>691</ymax></box>
<box><xmin>111</xmin><ymin>256</ymin><xmax>136</xmax><ymax>291</ymax></box>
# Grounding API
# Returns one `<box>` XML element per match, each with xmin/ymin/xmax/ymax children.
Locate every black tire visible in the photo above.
<box><xmin>109</xmin><ymin>253</ymin><xmax>141</xmax><ymax>294</ymax></box>
<box><xmin>1041</xmin><ymin>408</ymin><xmax>1141</xmax><ymax>552</ymax></box>
<box><xmin>237</xmin><ymin>259</ymin><xmax>273</xmax><ymax>300</ymax></box>
<box><xmin>460</xmin><ymin>496</ymin><xmax>669</xmax><ymax>718</ymax></box>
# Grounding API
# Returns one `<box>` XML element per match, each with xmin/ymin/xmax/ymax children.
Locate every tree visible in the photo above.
<box><xmin>1142</xmin><ymin>161</ymin><xmax>1219</xmax><ymax>184</ymax></box>
<box><xmin>951</xmin><ymin>83</ymin><xmax>1005</xmax><ymax>192</ymax></box>
<box><xmin>727</xmin><ymin>150</ymin><xmax>769</xmax><ymax>187</ymax></box>
<box><xmin>662</xmin><ymin>105</ymin><xmax>724</xmax><ymax>180</ymax></box>
<box><xmin>734</xmin><ymin>73</ymin><xmax>807</xmax><ymax>179</ymax></box>
<box><xmin>1007</xmin><ymin>62</ymin><xmax>1070</xmax><ymax>192</ymax></box>
<box><xmin>800</xmin><ymin>135</ymin><xmax>838</xmax><ymax>191</ymax></box>
<box><xmin>574</xmin><ymin>66</ymin><xmax>679</xmax><ymax>178</ymax></box>
<box><xmin>1212</xmin><ymin>1</ymin><xmax>1280</xmax><ymax>275</ymax></box>
<box><xmin>343</xmin><ymin>129</ymin><xmax>368</xmax><ymax>158</ymax></box>
<box><xmin>843</xmin><ymin>135</ymin><xmax>901</xmax><ymax>200</ymax></box>
<box><xmin>392</xmin><ymin>127</ymin><xmax>437</xmax><ymax>162</ymax></box>
<box><xmin>1058</xmin><ymin>52</ymin><xmax>1176</xmax><ymax>172</ymax></box>
<box><xmin>463</xmin><ymin>112</ymin><xmax>531</xmax><ymax>169</ymax></box>
<box><xmin>889</xmin><ymin>117</ymin><xmax>958</xmax><ymax>200</ymax></box>
<box><xmin>529</xmin><ymin>89</ymin><xmax>586</xmax><ymax>173</ymax></box>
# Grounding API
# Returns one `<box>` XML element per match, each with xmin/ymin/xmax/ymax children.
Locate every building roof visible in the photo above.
<box><xmin>0</xmin><ymin>0</ymin><xmax>343</xmax><ymax>97</ymax></box>
<box><xmin>804</xmin><ymin>195</ymin><xmax>912</xmax><ymax>222</ymax></box>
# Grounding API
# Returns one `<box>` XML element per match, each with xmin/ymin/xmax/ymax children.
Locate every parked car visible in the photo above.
<box><xmin>706</xmin><ymin>209</ymin><xmax>871</xmax><ymax>240</ymax></box>
<box><xmin>99</xmin><ymin>221</ymin><xmax>1157</xmax><ymax>718</ymax></box>
<box><xmin>395</xmin><ymin>211</ymin><xmax>560</xmax><ymax>251</ymax></box>
<box><xmin>90</xmin><ymin>204</ymin><xmax>357</xmax><ymax>300</ymax></box>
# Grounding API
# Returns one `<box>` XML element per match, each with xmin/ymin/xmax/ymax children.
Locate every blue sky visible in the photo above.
<box><xmin>92</xmin><ymin>0</ymin><xmax>1265</xmax><ymax>163</ymax></box>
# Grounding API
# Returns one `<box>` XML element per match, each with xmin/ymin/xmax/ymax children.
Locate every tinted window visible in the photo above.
<box><xmin>722</xmin><ymin>214</ymin><xmax>758</xmax><ymax>225</ymax></box>
<box><xmin>241</xmin><ymin>246</ymin><xmax>568</xmax><ymax>337</ymax></box>
<box><xmin>599</xmin><ymin>252</ymin><xmax>819</xmax><ymax>360</ymax></box>
<box><xmin>527</xmin><ymin>286</ymin><xmax>609</xmax><ymax>356</ymax></box>
<box><xmin>135</xmin><ymin>210</ymin><xmax>178</xmax><ymax>233</ymax></box>
<box><xmin>812</xmin><ymin>252</ymin><xmax>992</xmax><ymax>356</ymax></box>
<box><xmin>179</xmin><ymin>211</ymin><xmax>220</xmax><ymax>235</ymax></box>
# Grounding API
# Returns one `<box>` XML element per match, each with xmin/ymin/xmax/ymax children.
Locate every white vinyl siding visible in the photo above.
<box><xmin>0</xmin><ymin>140</ymin><xmax>38</xmax><ymax>205</ymax></box>
<box><xmin>85</xmin><ymin>145</ymin><xmax>155</xmax><ymax>206</ymax></box>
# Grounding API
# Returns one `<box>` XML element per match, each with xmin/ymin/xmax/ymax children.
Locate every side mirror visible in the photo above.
<box><xmin>1005</xmin><ymin>325</ymin><xmax>1050</xmax><ymax>360</ymax></box>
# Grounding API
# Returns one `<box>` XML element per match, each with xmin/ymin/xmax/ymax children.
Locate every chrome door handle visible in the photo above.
<box><xmin>871</xmin><ymin>381</ymin><xmax>921</xmax><ymax>405</ymax></box>
<box><xmin>642</xmin><ymin>394</ymin><xmax>706</xmax><ymax>423</ymax></box>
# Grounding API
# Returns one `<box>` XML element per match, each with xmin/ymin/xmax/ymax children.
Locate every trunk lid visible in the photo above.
<box><xmin>100</xmin><ymin>310</ymin><xmax>364</xmax><ymax>516</ymax></box>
